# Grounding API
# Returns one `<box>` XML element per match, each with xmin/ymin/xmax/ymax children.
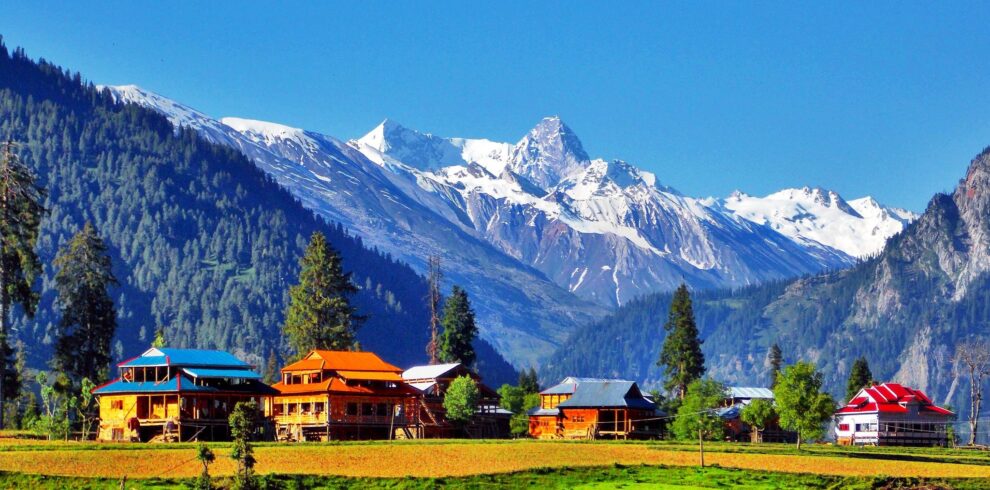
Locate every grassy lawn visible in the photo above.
<box><xmin>2</xmin><ymin>434</ymin><xmax>990</xmax><ymax>488</ymax></box>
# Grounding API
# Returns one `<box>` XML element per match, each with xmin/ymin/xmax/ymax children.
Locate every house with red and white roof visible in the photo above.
<box><xmin>834</xmin><ymin>382</ymin><xmax>954</xmax><ymax>446</ymax></box>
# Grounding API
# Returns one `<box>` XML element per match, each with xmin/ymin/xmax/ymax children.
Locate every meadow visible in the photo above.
<box><xmin>2</xmin><ymin>434</ymin><xmax>990</xmax><ymax>488</ymax></box>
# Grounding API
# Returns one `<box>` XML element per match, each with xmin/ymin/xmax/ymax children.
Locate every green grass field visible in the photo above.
<box><xmin>1</xmin><ymin>464</ymin><xmax>986</xmax><ymax>490</ymax></box>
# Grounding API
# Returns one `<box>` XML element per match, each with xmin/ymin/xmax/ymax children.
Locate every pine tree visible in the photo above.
<box><xmin>283</xmin><ymin>232</ymin><xmax>363</xmax><ymax>357</ymax></box>
<box><xmin>658</xmin><ymin>284</ymin><xmax>705</xmax><ymax>400</ymax></box>
<box><xmin>264</xmin><ymin>350</ymin><xmax>280</xmax><ymax>385</ymax></box>
<box><xmin>52</xmin><ymin>222</ymin><xmax>118</xmax><ymax>393</ymax></box>
<box><xmin>0</xmin><ymin>140</ymin><xmax>45</xmax><ymax>428</ymax></box>
<box><xmin>845</xmin><ymin>356</ymin><xmax>873</xmax><ymax>402</ymax></box>
<box><xmin>768</xmin><ymin>343</ymin><xmax>783</xmax><ymax>388</ymax></box>
<box><xmin>437</xmin><ymin>286</ymin><xmax>478</xmax><ymax>367</ymax></box>
<box><xmin>426</xmin><ymin>255</ymin><xmax>443</xmax><ymax>364</ymax></box>
<box><xmin>519</xmin><ymin>367</ymin><xmax>540</xmax><ymax>394</ymax></box>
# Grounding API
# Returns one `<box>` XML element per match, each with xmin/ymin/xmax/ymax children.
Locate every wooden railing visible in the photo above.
<box><xmin>273</xmin><ymin>413</ymin><xmax>409</xmax><ymax>426</ymax></box>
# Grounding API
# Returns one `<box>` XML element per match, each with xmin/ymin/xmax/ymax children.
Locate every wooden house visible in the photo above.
<box><xmin>717</xmin><ymin>387</ymin><xmax>796</xmax><ymax>443</ymax></box>
<box><xmin>268</xmin><ymin>350</ymin><xmax>423</xmax><ymax>441</ymax></box>
<box><xmin>93</xmin><ymin>347</ymin><xmax>275</xmax><ymax>442</ymax></box>
<box><xmin>528</xmin><ymin>377</ymin><xmax>661</xmax><ymax>440</ymax></box>
<box><xmin>402</xmin><ymin>362</ymin><xmax>511</xmax><ymax>438</ymax></box>
<box><xmin>834</xmin><ymin>382</ymin><xmax>953</xmax><ymax>446</ymax></box>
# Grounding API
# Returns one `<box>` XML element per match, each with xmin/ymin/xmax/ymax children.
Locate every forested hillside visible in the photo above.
<box><xmin>0</xmin><ymin>40</ymin><xmax>515</xmax><ymax>385</ymax></box>
<box><xmin>546</xmin><ymin>146</ymin><xmax>990</xmax><ymax>426</ymax></box>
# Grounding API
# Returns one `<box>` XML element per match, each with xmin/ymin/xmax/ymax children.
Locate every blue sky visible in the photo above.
<box><xmin>3</xmin><ymin>2</ymin><xmax>990</xmax><ymax>211</ymax></box>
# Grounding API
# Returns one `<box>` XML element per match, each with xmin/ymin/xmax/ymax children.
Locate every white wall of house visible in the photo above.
<box><xmin>835</xmin><ymin>412</ymin><xmax>950</xmax><ymax>445</ymax></box>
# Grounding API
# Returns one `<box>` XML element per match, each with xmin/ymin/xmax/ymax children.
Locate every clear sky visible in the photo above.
<box><xmin>3</xmin><ymin>2</ymin><xmax>990</xmax><ymax>211</ymax></box>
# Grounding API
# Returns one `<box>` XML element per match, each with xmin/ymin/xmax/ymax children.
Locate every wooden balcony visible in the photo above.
<box><xmin>274</xmin><ymin>413</ymin><xmax>410</xmax><ymax>427</ymax></box>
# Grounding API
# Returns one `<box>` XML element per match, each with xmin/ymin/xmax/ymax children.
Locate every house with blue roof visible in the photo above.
<box><xmin>528</xmin><ymin>377</ymin><xmax>662</xmax><ymax>440</ymax></box>
<box><xmin>718</xmin><ymin>386</ymin><xmax>796</xmax><ymax>443</ymax></box>
<box><xmin>93</xmin><ymin>347</ymin><xmax>276</xmax><ymax>442</ymax></box>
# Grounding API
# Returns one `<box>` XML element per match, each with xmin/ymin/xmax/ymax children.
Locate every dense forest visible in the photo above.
<box><xmin>0</xmin><ymin>39</ymin><xmax>515</xmax><ymax>385</ymax></box>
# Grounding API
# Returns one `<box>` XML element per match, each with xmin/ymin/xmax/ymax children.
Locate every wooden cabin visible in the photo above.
<box><xmin>528</xmin><ymin>377</ymin><xmax>661</xmax><ymax>440</ymax></box>
<box><xmin>717</xmin><ymin>387</ymin><xmax>796</xmax><ymax>443</ymax></box>
<box><xmin>268</xmin><ymin>350</ymin><xmax>423</xmax><ymax>441</ymax></box>
<box><xmin>402</xmin><ymin>362</ymin><xmax>511</xmax><ymax>438</ymax></box>
<box><xmin>835</xmin><ymin>382</ymin><xmax>953</xmax><ymax>446</ymax></box>
<box><xmin>93</xmin><ymin>347</ymin><xmax>275</xmax><ymax>442</ymax></box>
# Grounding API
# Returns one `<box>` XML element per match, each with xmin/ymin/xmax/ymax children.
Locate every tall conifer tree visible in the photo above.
<box><xmin>437</xmin><ymin>286</ymin><xmax>478</xmax><ymax>367</ymax></box>
<box><xmin>283</xmin><ymin>231</ymin><xmax>362</xmax><ymax>356</ymax></box>
<box><xmin>658</xmin><ymin>284</ymin><xmax>705</xmax><ymax>400</ymax></box>
<box><xmin>845</xmin><ymin>356</ymin><xmax>873</xmax><ymax>402</ymax></box>
<box><xmin>519</xmin><ymin>367</ymin><xmax>540</xmax><ymax>394</ymax></box>
<box><xmin>768</xmin><ymin>343</ymin><xmax>783</xmax><ymax>388</ymax></box>
<box><xmin>53</xmin><ymin>222</ymin><xmax>118</xmax><ymax>393</ymax></box>
<box><xmin>0</xmin><ymin>140</ymin><xmax>44</xmax><ymax>428</ymax></box>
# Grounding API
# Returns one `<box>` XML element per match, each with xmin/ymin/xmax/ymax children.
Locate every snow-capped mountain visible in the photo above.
<box><xmin>103</xmin><ymin>84</ymin><xmax>917</xmax><ymax>365</ymax></box>
<box><xmin>102</xmin><ymin>85</ymin><xmax>602</xmax><ymax>369</ymax></box>
<box><xmin>724</xmin><ymin>187</ymin><xmax>918</xmax><ymax>258</ymax></box>
<box><xmin>352</xmin><ymin>117</ymin><xmax>867</xmax><ymax>305</ymax></box>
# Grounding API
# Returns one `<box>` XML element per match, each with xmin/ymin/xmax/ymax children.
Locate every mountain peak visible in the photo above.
<box><xmin>355</xmin><ymin>119</ymin><xmax>466</xmax><ymax>171</ymax></box>
<box><xmin>358</xmin><ymin>118</ymin><xmax>415</xmax><ymax>151</ymax></box>
<box><xmin>525</xmin><ymin>116</ymin><xmax>587</xmax><ymax>157</ymax></box>
<box><xmin>508</xmin><ymin>116</ymin><xmax>590</xmax><ymax>189</ymax></box>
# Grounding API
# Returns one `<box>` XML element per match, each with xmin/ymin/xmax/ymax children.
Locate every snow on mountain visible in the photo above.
<box><xmin>507</xmin><ymin>116</ymin><xmax>590</xmax><ymax>190</ymax></box>
<box><xmin>357</xmin><ymin>119</ymin><xmax>512</xmax><ymax>175</ymax></box>
<box><xmin>357</xmin><ymin>117</ymin><xmax>863</xmax><ymax>306</ymax></box>
<box><xmin>103</xmin><ymin>85</ymin><xmax>601</xmax><ymax>369</ymax></box>
<box><xmin>724</xmin><ymin>187</ymin><xmax>918</xmax><ymax>258</ymax></box>
<box><xmin>105</xmin><ymin>84</ymin><xmax>917</xmax><ymax>363</ymax></box>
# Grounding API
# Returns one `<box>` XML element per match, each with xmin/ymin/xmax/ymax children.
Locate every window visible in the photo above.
<box><xmin>314</xmin><ymin>402</ymin><xmax>325</xmax><ymax>413</ymax></box>
<box><xmin>838</xmin><ymin>424</ymin><xmax>849</xmax><ymax>431</ymax></box>
<box><xmin>346</xmin><ymin>403</ymin><xmax>358</xmax><ymax>416</ymax></box>
<box><xmin>111</xmin><ymin>400</ymin><xmax>124</xmax><ymax>410</ymax></box>
<box><xmin>362</xmin><ymin>403</ymin><xmax>373</xmax><ymax>416</ymax></box>
<box><xmin>377</xmin><ymin>403</ymin><xmax>388</xmax><ymax>416</ymax></box>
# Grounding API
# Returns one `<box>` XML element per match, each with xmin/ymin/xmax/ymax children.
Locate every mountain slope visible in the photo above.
<box><xmin>105</xmin><ymin>85</ymin><xmax>602</xmax><ymax>369</ymax></box>
<box><xmin>545</xmin><ymin>146</ymin><xmax>990</xmax><ymax>429</ymax></box>
<box><xmin>355</xmin><ymin>118</ymin><xmax>877</xmax><ymax>306</ymax></box>
<box><xmin>107</xmin><ymin>84</ymin><xmax>915</xmax><ymax>367</ymax></box>
<box><xmin>0</xmin><ymin>42</ymin><xmax>518</xmax><ymax>384</ymax></box>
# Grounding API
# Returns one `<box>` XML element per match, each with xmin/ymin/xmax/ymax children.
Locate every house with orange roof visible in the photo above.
<box><xmin>268</xmin><ymin>350</ymin><xmax>423</xmax><ymax>441</ymax></box>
